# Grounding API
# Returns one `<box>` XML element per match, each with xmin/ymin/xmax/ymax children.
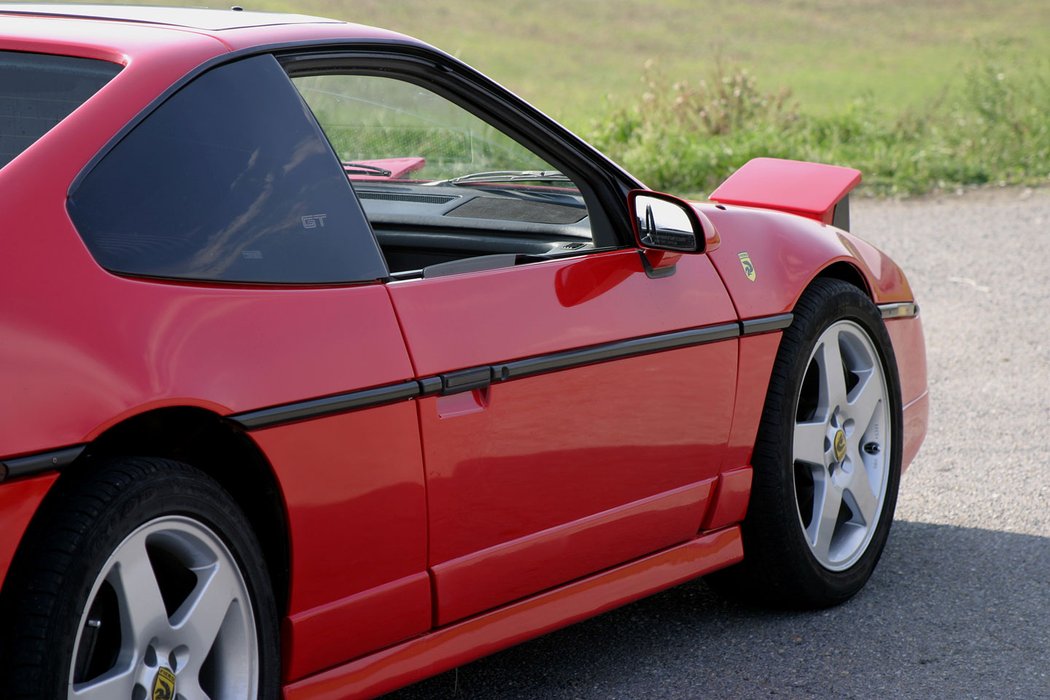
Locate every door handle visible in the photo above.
<box><xmin>440</xmin><ymin>366</ymin><xmax>493</xmax><ymax>395</ymax></box>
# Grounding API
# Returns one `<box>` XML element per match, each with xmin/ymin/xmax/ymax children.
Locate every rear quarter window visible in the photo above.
<box><xmin>0</xmin><ymin>51</ymin><xmax>120</xmax><ymax>170</ymax></box>
<box><xmin>68</xmin><ymin>54</ymin><xmax>387</xmax><ymax>285</ymax></box>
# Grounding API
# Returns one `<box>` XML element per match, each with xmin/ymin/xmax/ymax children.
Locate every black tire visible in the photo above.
<box><xmin>0</xmin><ymin>457</ymin><xmax>280</xmax><ymax>699</ymax></box>
<box><xmin>710</xmin><ymin>278</ymin><xmax>903</xmax><ymax>608</ymax></box>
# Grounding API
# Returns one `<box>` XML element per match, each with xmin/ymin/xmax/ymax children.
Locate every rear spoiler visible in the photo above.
<box><xmin>709</xmin><ymin>157</ymin><xmax>861</xmax><ymax>231</ymax></box>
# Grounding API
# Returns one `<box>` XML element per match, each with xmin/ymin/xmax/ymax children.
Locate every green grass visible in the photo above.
<box><xmin>590</xmin><ymin>52</ymin><xmax>1050</xmax><ymax>196</ymax></box>
<box><xmin>243</xmin><ymin>0</ymin><xmax>1050</xmax><ymax>123</ymax></box>
<box><xmin>58</xmin><ymin>0</ymin><xmax>1050</xmax><ymax>195</ymax></box>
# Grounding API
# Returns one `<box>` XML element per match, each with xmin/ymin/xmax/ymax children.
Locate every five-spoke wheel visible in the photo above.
<box><xmin>709</xmin><ymin>278</ymin><xmax>903</xmax><ymax>608</ymax></box>
<box><xmin>71</xmin><ymin>516</ymin><xmax>257</xmax><ymax>699</ymax></box>
<box><xmin>0</xmin><ymin>458</ymin><xmax>279</xmax><ymax>699</ymax></box>
<box><xmin>792</xmin><ymin>319</ymin><xmax>891</xmax><ymax>572</ymax></box>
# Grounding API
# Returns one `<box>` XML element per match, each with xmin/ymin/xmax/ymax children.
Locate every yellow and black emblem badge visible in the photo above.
<box><xmin>738</xmin><ymin>251</ymin><xmax>756</xmax><ymax>282</ymax></box>
<box><xmin>834</xmin><ymin>430</ymin><xmax>847</xmax><ymax>462</ymax></box>
<box><xmin>151</xmin><ymin>667</ymin><xmax>176</xmax><ymax>700</ymax></box>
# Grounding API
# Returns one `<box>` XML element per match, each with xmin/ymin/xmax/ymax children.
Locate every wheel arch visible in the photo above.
<box><xmin>812</xmin><ymin>260</ymin><xmax>872</xmax><ymax>299</ymax></box>
<box><xmin>63</xmin><ymin>407</ymin><xmax>290</xmax><ymax>614</ymax></box>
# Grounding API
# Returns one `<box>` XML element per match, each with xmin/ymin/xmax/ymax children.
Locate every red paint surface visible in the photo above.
<box><xmin>347</xmin><ymin>157</ymin><xmax>427</xmax><ymax>180</ymax></box>
<box><xmin>0</xmin><ymin>474</ymin><xmax>58</xmax><ymax>584</ymax></box>
<box><xmin>283</xmin><ymin>573</ymin><xmax>431</xmax><ymax>682</ymax></box>
<box><xmin>418</xmin><ymin>348</ymin><xmax>737</xmax><ymax>565</ymax></box>
<box><xmin>710</xmin><ymin>157</ymin><xmax>861</xmax><ymax>225</ymax></box>
<box><xmin>885</xmin><ymin>315</ymin><xmax>928</xmax><ymax>409</ymax></box>
<box><xmin>886</xmin><ymin>315</ymin><xmax>929</xmax><ymax>471</ymax></box>
<box><xmin>391</xmin><ymin>250</ymin><xmax>739</xmax><ymax>622</ymax></box>
<box><xmin>284</xmin><ymin>527</ymin><xmax>744</xmax><ymax>700</ymax></box>
<box><xmin>702</xmin><ymin>467</ymin><xmax>753</xmax><ymax>531</ymax></box>
<box><xmin>388</xmin><ymin>250</ymin><xmax>737</xmax><ymax>374</ymax></box>
<box><xmin>722</xmin><ymin>332</ymin><xmax>782</xmax><ymax>470</ymax></box>
<box><xmin>432</xmin><ymin>480</ymin><xmax>713</xmax><ymax>624</ymax></box>
<box><xmin>702</xmin><ymin>203</ymin><xmax>914</xmax><ymax>321</ymax></box>
<box><xmin>0</xmin><ymin>21</ymin><xmax>416</xmax><ymax>458</ymax></box>
<box><xmin>252</xmin><ymin>404</ymin><xmax>429</xmax><ymax>679</ymax></box>
<box><xmin>902</xmin><ymin>392</ymin><xmax>929</xmax><ymax>473</ymax></box>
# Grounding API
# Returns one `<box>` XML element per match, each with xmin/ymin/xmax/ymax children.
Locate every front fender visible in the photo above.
<box><xmin>698</xmin><ymin>203</ymin><xmax>913</xmax><ymax>320</ymax></box>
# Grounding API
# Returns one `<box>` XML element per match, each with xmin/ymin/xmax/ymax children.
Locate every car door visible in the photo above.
<box><xmin>288</xmin><ymin>55</ymin><xmax>740</xmax><ymax>625</ymax></box>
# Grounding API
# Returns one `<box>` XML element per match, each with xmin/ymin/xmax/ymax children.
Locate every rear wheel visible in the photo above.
<box><xmin>0</xmin><ymin>458</ymin><xmax>280</xmax><ymax>699</ymax></box>
<box><xmin>712</xmin><ymin>278</ymin><xmax>903</xmax><ymax>607</ymax></box>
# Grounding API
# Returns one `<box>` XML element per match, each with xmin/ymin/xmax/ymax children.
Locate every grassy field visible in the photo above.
<box><xmin>234</xmin><ymin>0</ymin><xmax>1050</xmax><ymax>123</ymax></box>
<box><xmin>62</xmin><ymin>0</ymin><xmax>1050</xmax><ymax>195</ymax></box>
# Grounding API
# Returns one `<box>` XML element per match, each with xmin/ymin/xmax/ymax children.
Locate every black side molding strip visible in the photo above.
<box><xmin>230</xmin><ymin>381</ymin><xmax>420</xmax><ymax>429</ymax></box>
<box><xmin>231</xmin><ymin>313</ymin><xmax>793</xmax><ymax>430</ymax></box>
<box><xmin>741</xmin><ymin>313</ymin><xmax>794</xmax><ymax>336</ymax></box>
<box><xmin>494</xmin><ymin>323</ymin><xmax>741</xmax><ymax>382</ymax></box>
<box><xmin>1</xmin><ymin>445</ymin><xmax>85</xmax><ymax>482</ymax></box>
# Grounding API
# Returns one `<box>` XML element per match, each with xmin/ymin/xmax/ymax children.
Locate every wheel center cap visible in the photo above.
<box><xmin>151</xmin><ymin>667</ymin><xmax>176</xmax><ymax>700</ymax></box>
<box><xmin>833</xmin><ymin>429</ymin><xmax>848</xmax><ymax>462</ymax></box>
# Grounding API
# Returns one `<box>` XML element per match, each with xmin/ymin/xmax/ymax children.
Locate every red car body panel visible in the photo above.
<box><xmin>886</xmin><ymin>315</ymin><xmax>930</xmax><ymax>468</ymax></box>
<box><xmin>0</xmin><ymin>7</ymin><xmax>929</xmax><ymax>696</ymax></box>
<box><xmin>702</xmin><ymin>204</ymin><xmax>915</xmax><ymax>321</ymax></box>
<box><xmin>721</xmin><ymin>333</ymin><xmax>784</xmax><ymax>471</ymax></box>
<box><xmin>0</xmin><ymin>474</ymin><xmax>57</xmax><ymax>584</ymax></box>
<box><xmin>709</xmin><ymin>157</ymin><xmax>862</xmax><ymax>225</ymax></box>
<box><xmin>390</xmin><ymin>250</ymin><xmax>739</xmax><ymax>623</ymax></box>
<box><xmin>388</xmin><ymin>250</ymin><xmax>738</xmax><ymax>374</ymax></box>
<box><xmin>285</xmin><ymin>527</ymin><xmax>744</xmax><ymax>700</ymax></box>
<box><xmin>251</xmin><ymin>404</ymin><xmax>431</xmax><ymax>680</ymax></box>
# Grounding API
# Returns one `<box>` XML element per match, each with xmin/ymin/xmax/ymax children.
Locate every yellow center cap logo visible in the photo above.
<box><xmin>152</xmin><ymin>667</ymin><xmax>176</xmax><ymax>700</ymax></box>
<box><xmin>833</xmin><ymin>430</ymin><xmax>847</xmax><ymax>462</ymax></box>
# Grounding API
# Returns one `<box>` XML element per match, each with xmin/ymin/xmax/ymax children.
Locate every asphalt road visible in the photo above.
<box><xmin>387</xmin><ymin>188</ymin><xmax>1050</xmax><ymax>700</ymax></box>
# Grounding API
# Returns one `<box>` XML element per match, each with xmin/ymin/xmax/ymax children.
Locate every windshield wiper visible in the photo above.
<box><xmin>342</xmin><ymin>161</ymin><xmax>393</xmax><ymax>177</ymax></box>
<box><xmin>429</xmin><ymin>170</ymin><xmax>572</xmax><ymax>187</ymax></box>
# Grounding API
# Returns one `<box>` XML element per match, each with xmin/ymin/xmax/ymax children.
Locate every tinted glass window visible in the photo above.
<box><xmin>69</xmin><ymin>55</ymin><xmax>387</xmax><ymax>284</ymax></box>
<box><xmin>293</xmin><ymin>73</ymin><xmax>594</xmax><ymax>277</ymax></box>
<box><xmin>0</xmin><ymin>51</ymin><xmax>120</xmax><ymax>170</ymax></box>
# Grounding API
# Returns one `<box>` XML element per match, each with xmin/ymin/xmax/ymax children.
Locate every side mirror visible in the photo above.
<box><xmin>629</xmin><ymin>190</ymin><xmax>707</xmax><ymax>254</ymax></box>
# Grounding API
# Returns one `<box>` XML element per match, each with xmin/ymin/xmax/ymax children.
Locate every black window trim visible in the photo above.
<box><xmin>279</xmin><ymin>48</ymin><xmax>636</xmax><ymax>250</ymax></box>
<box><xmin>68</xmin><ymin>39</ymin><xmax>645</xmax><ymax>251</ymax></box>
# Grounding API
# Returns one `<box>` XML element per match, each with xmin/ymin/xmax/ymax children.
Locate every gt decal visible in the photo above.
<box><xmin>152</xmin><ymin>667</ymin><xmax>175</xmax><ymax>700</ymax></box>
<box><xmin>738</xmin><ymin>251</ymin><xmax>756</xmax><ymax>282</ymax></box>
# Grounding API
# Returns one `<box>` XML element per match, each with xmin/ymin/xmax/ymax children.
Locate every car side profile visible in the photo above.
<box><xmin>0</xmin><ymin>6</ymin><xmax>928</xmax><ymax>699</ymax></box>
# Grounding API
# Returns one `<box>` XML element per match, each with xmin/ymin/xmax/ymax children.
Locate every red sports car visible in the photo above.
<box><xmin>0</xmin><ymin>5</ymin><xmax>928</xmax><ymax>699</ymax></box>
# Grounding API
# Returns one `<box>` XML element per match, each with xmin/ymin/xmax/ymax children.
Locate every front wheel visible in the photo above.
<box><xmin>0</xmin><ymin>458</ymin><xmax>280</xmax><ymax>699</ymax></box>
<box><xmin>712</xmin><ymin>278</ymin><xmax>903</xmax><ymax>607</ymax></box>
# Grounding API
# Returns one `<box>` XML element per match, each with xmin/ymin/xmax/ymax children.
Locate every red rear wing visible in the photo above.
<box><xmin>709</xmin><ymin>157</ymin><xmax>861</xmax><ymax>229</ymax></box>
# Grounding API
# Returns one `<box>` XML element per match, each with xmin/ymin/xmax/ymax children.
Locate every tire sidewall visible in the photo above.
<box><xmin>750</xmin><ymin>280</ymin><xmax>904</xmax><ymax>606</ymax></box>
<box><xmin>1</xmin><ymin>459</ymin><xmax>280</xmax><ymax>699</ymax></box>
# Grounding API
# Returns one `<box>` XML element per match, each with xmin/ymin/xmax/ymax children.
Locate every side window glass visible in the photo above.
<box><xmin>69</xmin><ymin>55</ymin><xmax>387</xmax><ymax>284</ymax></box>
<box><xmin>292</xmin><ymin>74</ymin><xmax>594</xmax><ymax>278</ymax></box>
<box><xmin>1</xmin><ymin>51</ymin><xmax>120</xmax><ymax>171</ymax></box>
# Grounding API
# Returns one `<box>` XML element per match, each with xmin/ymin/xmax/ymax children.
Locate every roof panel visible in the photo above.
<box><xmin>0</xmin><ymin>4</ymin><xmax>343</xmax><ymax>30</ymax></box>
